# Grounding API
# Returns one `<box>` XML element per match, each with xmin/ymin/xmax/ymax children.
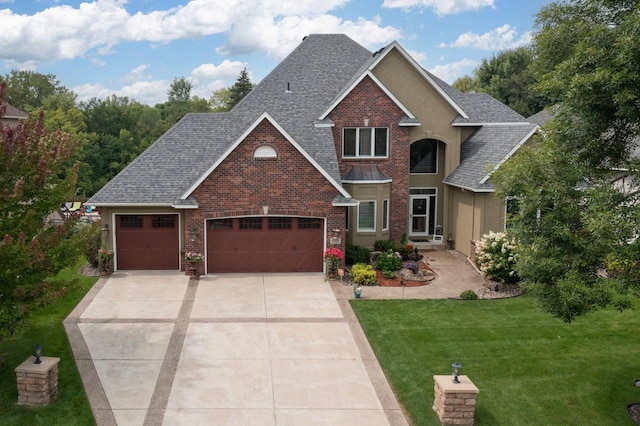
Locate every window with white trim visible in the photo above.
<box><xmin>382</xmin><ymin>199</ymin><xmax>389</xmax><ymax>231</ymax></box>
<box><xmin>357</xmin><ymin>201</ymin><xmax>376</xmax><ymax>231</ymax></box>
<box><xmin>343</xmin><ymin>128</ymin><xmax>388</xmax><ymax>158</ymax></box>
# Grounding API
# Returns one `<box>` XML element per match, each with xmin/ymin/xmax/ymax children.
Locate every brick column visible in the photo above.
<box><xmin>15</xmin><ymin>356</ymin><xmax>60</xmax><ymax>406</ymax></box>
<box><xmin>433</xmin><ymin>375</ymin><xmax>479</xmax><ymax>425</ymax></box>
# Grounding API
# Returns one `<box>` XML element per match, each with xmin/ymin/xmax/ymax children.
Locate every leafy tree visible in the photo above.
<box><xmin>451</xmin><ymin>75</ymin><xmax>476</xmax><ymax>94</ymax></box>
<box><xmin>210</xmin><ymin>87</ymin><xmax>232</xmax><ymax>112</ymax></box>
<box><xmin>453</xmin><ymin>47</ymin><xmax>548</xmax><ymax>117</ymax></box>
<box><xmin>228</xmin><ymin>68</ymin><xmax>254</xmax><ymax>109</ymax></box>
<box><xmin>1</xmin><ymin>70</ymin><xmax>64</xmax><ymax>111</ymax></box>
<box><xmin>80</xmin><ymin>95</ymin><xmax>139</xmax><ymax>137</ymax></box>
<box><xmin>167</xmin><ymin>77</ymin><xmax>192</xmax><ymax>103</ymax></box>
<box><xmin>0</xmin><ymin>83</ymin><xmax>82</xmax><ymax>337</ymax></box>
<box><xmin>494</xmin><ymin>0</ymin><xmax>640</xmax><ymax>322</ymax></box>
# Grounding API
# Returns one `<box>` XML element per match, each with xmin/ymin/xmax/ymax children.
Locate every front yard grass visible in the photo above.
<box><xmin>0</xmin><ymin>259</ymin><xmax>97</xmax><ymax>425</ymax></box>
<box><xmin>352</xmin><ymin>295</ymin><xmax>640</xmax><ymax>425</ymax></box>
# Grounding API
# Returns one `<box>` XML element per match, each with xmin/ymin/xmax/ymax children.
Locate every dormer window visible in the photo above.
<box><xmin>343</xmin><ymin>127</ymin><xmax>388</xmax><ymax>158</ymax></box>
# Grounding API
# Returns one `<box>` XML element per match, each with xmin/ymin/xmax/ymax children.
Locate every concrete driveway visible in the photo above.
<box><xmin>65</xmin><ymin>272</ymin><xmax>408</xmax><ymax>426</ymax></box>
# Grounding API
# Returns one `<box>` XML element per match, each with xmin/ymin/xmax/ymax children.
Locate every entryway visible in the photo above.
<box><xmin>409</xmin><ymin>189</ymin><xmax>437</xmax><ymax>237</ymax></box>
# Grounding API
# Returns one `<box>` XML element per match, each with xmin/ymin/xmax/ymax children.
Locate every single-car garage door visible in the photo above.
<box><xmin>207</xmin><ymin>217</ymin><xmax>324</xmax><ymax>272</ymax></box>
<box><xmin>115</xmin><ymin>214</ymin><xmax>179</xmax><ymax>270</ymax></box>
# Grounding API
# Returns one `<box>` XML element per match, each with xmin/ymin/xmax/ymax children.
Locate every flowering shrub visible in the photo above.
<box><xmin>323</xmin><ymin>247</ymin><xmax>344</xmax><ymax>268</ymax></box>
<box><xmin>184</xmin><ymin>252</ymin><xmax>204</xmax><ymax>262</ymax></box>
<box><xmin>474</xmin><ymin>231</ymin><xmax>519</xmax><ymax>283</ymax></box>
<box><xmin>376</xmin><ymin>249</ymin><xmax>403</xmax><ymax>274</ymax></box>
<box><xmin>98</xmin><ymin>248</ymin><xmax>114</xmax><ymax>273</ymax></box>
<box><xmin>351</xmin><ymin>263</ymin><xmax>377</xmax><ymax>286</ymax></box>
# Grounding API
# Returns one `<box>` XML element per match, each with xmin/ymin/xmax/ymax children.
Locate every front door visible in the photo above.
<box><xmin>410</xmin><ymin>196</ymin><xmax>429</xmax><ymax>236</ymax></box>
<box><xmin>409</xmin><ymin>188</ymin><xmax>437</xmax><ymax>237</ymax></box>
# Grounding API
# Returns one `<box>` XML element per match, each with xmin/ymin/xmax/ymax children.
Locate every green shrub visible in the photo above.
<box><xmin>373</xmin><ymin>240</ymin><xmax>394</xmax><ymax>252</ymax></box>
<box><xmin>475</xmin><ymin>231</ymin><xmax>519</xmax><ymax>284</ymax></box>
<box><xmin>345</xmin><ymin>244</ymin><xmax>371</xmax><ymax>265</ymax></box>
<box><xmin>351</xmin><ymin>263</ymin><xmax>377</xmax><ymax>286</ymax></box>
<box><xmin>376</xmin><ymin>249</ymin><xmax>403</xmax><ymax>273</ymax></box>
<box><xmin>78</xmin><ymin>221</ymin><xmax>102</xmax><ymax>267</ymax></box>
<box><xmin>460</xmin><ymin>290</ymin><xmax>478</xmax><ymax>300</ymax></box>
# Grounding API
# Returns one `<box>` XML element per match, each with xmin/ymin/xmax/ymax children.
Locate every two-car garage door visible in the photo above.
<box><xmin>207</xmin><ymin>217</ymin><xmax>324</xmax><ymax>273</ymax></box>
<box><xmin>115</xmin><ymin>214</ymin><xmax>324</xmax><ymax>273</ymax></box>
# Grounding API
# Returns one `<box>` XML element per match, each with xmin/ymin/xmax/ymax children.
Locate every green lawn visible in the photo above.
<box><xmin>352</xmin><ymin>295</ymin><xmax>640</xmax><ymax>425</ymax></box>
<box><xmin>0</xmin><ymin>260</ymin><xmax>97</xmax><ymax>426</ymax></box>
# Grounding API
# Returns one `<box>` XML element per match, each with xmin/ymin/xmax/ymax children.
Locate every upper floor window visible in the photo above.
<box><xmin>343</xmin><ymin>127</ymin><xmax>388</xmax><ymax>158</ymax></box>
<box><xmin>410</xmin><ymin>139</ymin><xmax>438</xmax><ymax>173</ymax></box>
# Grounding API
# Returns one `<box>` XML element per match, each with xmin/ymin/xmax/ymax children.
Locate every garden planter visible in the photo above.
<box><xmin>188</xmin><ymin>261</ymin><xmax>200</xmax><ymax>280</ymax></box>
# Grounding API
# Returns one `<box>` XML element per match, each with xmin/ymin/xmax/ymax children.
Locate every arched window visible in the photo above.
<box><xmin>410</xmin><ymin>139</ymin><xmax>438</xmax><ymax>173</ymax></box>
<box><xmin>254</xmin><ymin>145</ymin><xmax>277</xmax><ymax>159</ymax></box>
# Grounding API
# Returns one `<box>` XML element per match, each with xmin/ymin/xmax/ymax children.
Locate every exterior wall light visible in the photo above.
<box><xmin>452</xmin><ymin>361</ymin><xmax>461</xmax><ymax>383</ymax></box>
<box><xmin>34</xmin><ymin>344</ymin><xmax>43</xmax><ymax>364</ymax></box>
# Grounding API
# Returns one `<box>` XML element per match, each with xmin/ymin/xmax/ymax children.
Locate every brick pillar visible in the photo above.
<box><xmin>15</xmin><ymin>356</ymin><xmax>60</xmax><ymax>406</ymax></box>
<box><xmin>433</xmin><ymin>375</ymin><xmax>479</xmax><ymax>425</ymax></box>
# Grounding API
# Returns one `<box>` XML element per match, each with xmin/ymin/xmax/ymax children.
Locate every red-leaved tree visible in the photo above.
<box><xmin>0</xmin><ymin>82</ymin><xmax>81</xmax><ymax>338</ymax></box>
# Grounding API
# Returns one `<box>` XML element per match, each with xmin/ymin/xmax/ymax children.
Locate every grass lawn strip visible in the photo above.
<box><xmin>0</xmin><ymin>259</ymin><xmax>97</xmax><ymax>426</ymax></box>
<box><xmin>352</xmin><ymin>296</ymin><xmax>640</xmax><ymax>426</ymax></box>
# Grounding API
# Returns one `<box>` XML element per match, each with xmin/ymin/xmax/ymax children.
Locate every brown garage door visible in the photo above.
<box><xmin>115</xmin><ymin>214</ymin><xmax>179</xmax><ymax>270</ymax></box>
<box><xmin>207</xmin><ymin>217</ymin><xmax>324</xmax><ymax>273</ymax></box>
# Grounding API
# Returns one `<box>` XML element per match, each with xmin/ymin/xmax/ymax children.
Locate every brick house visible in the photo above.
<box><xmin>89</xmin><ymin>34</ymin><xmax>538</xmax><ymax>273</ymax></box>
<box><xmin>1</xmin><ymin>101</ymin><xmax>28</xmax><ymax>128</ymax></box>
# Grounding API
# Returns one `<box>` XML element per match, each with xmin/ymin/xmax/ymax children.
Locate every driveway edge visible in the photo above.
<box><xmin>63</xmin><ymin>277</ymin><xmax>117</xmax><ymax>426</ymax></box>
<box><xmin>329</xmin><ymin>280</ymin><xmax>410</xmax><ymax>426</ymax></box>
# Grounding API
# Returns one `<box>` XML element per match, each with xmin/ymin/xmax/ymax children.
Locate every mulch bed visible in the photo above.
<box><xmin>628</xmin><ymin>403</ymin><xmax>640</xmax><ymax>425</ymax></box>
<box><xmin>377</xmin><ymin>261</ymin><xmax>436</xmax><ymax>287</ymax></box>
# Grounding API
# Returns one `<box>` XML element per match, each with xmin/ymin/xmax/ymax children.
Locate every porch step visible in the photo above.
<box><xmin>408</xmin><ymin>240</ymin><xmax>446</xmax><ymax>251</ymax></box>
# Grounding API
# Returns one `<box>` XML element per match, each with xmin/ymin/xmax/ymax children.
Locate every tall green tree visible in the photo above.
<box><xmin>228</xmin><ymin>68</ymin><xmax>254</xmax><ymax>109</ymax></box>
<box><xmin>0</xmin><ymin>82</ymin><xmax>82</xmax><ymax>336</ymax></box>
<box><xmin>453</xmin><ymin>47</ymin><xmax>548</xmax><ymax>117</ymax></box>
<box><xmin>494</xmin><ymin>0</ymin><xmax>640</xmax><ymax>322</ymax></box>
<box><xmin>1</xmin><ymin>70</ymin><xmax>64</xmax><ymax>111</ymax></box>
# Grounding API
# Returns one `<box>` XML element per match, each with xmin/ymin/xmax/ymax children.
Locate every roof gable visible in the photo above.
<box><xmin>371</xmin><ymin>42</ymin><xmax>469</xmax><ymax>119</ymax></box>
<box><xmin>318</xmin><ymin>70</ymin><xmax>417</xmax><ymax>122</ymax></box>
<box><xmin>443</xmin><ymin>124</ymin><xmax>538</xmax><ymax>192</ymax></box>
<box><xmin>181</xmin><ymin>112</ymin><xmax>351</xmax><ymax>200</ymax></box>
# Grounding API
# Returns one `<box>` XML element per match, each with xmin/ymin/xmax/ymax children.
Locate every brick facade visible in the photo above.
<box><xmin>184</xmin><ymin>118</ymin><xmax>345</xmax><ymax>272</ymax></box>
<box><xmin>328</xmin><ymin>76</ymin><xmax>411</xmax><ymax>241</ymax></box>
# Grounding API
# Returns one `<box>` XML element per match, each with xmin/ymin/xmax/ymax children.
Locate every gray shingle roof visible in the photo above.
<box><xmin>89</xmin><ymin>33</ymin><xmax>537</xmax><ymax>205</ymax></box>
<box><xmin>342</xmin><ymin>164</ymin><xmax>392</xmax><ymax>182</ymax></box>
<box><xmin>443</xmin><ymin>124</ymin><xmax>538</xmax><ymax>191</ymax></box>
<box><xmin>89</xmin><ymin>34</ymin><xmax>372</xmax><ymax>206</ymax></box>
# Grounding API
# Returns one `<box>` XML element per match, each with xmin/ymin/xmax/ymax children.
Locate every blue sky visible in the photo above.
<box><xmin>0</xmin><ymin>0</ymin><xmax>555</xmax><ymax>105</ymax></box>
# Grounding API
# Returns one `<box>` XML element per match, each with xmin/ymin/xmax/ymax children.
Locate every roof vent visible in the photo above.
<box><xmin>372</xmin><ymin>47</ymin><xmax>384</xmax><ymax>57</ymax></box>
<box><xmin>286</xmin><ymin>82</ymin><xmax>292</xmax><ymax>94</ymax></box>
<box><xmin>302</xmin><ymin>36</ymin><xmax>307</xmax><ymax>41</ymax></box>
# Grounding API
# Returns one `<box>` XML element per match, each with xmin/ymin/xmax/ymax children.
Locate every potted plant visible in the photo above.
<box><xmin>323</xmin><ymin>247</ymin><xmax>344</xmax><ymax>278</ymax></box>
<box><xmin>184</xmin><ymin>252</ymin><xmax>204</xmax><ymax>279</ymax></box>
<box><xmin>353</xmin><ymin>285</ymin><xmax>362</xmax><ymax>299</ymax></box>
<box><xmin>98</xmin><ymin>248</ymin><xmax>114</xmax><ymax>276</ymax></box>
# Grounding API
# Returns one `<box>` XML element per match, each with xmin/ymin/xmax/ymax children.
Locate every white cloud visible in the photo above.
<box><xmin>0</xmin><ymin>0</ymin><xmax>390</xmax><ymax>66</ymax></box>
<box><xmin>120</xmin><ymin>64</ymin><xmax>152</xmax><ymax>83</ymax></box>
<box><xmin>382</xmin><ymin>0</ymin><xmax>494</xmax><ymax>16</ymax></box>
<box><xmin>406</xmin><ymin>49</ymin><xmax>427</xmax><ymax>64</ymax></box>
<box><xmin>218</xmin><ymin>14</ymin><xmax>402</xmax><ymax>60</ymax></box>
<box><xmin>440</xmin><ymin>24</ymin><xmax>532</xmax><ymax>50</ymax></box>
<box><xmin>73</xmin><ymin>79</ymin><xmax>171</xmax><ymax>105</ymax></box>
<box><xmin>428</xmin><ymin>58</ymin><xmax>478</xmax><ymax>83</ymax></box>
<box><xmin>73</xmin><ymin>59</ymin><xmax>249</xmax><ymax>105</ymax></box>
<box><xmin>189</xmin><ymin>59</ymin><xmax>249</xmax><ymax>98</ymax></box>
<box><xmin>190</xmin><ymin>60</ymin><xmax>248</xmax><ymax>84</ymax></box>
